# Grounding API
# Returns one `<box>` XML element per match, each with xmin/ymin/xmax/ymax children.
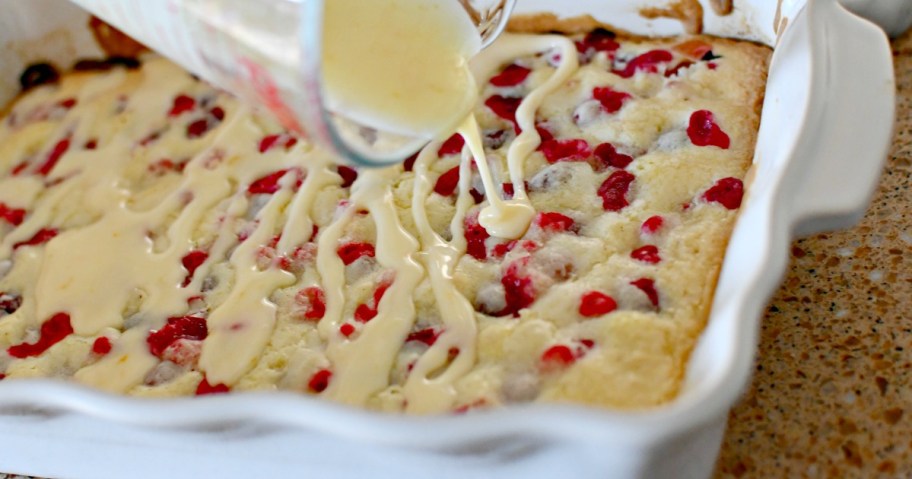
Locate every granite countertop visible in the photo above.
<box><xmin>715</xmin><ymin>28</ymin><xmax>912</xmax><ymax>478</ymax></box>
<box><xmin>2</xmin><ymin>24</ymin><xmax>910</xmax><ymax>479</ymax></box>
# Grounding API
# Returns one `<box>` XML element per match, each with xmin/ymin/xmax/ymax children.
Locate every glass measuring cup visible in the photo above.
<box><xmin>69</xmin><ymin>0</ymin><xmax>516</xmax><ymax>166</ymax></box>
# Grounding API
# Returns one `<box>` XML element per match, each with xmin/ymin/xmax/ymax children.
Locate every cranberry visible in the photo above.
<box><xmin>147</xmin><ymin>315</ymin><xmax>208</xmax><ymax>358</ymax></box>
<box><xmin>433</xmin><ymin>166</ymin><xmax>461</xmax><ymax>196</ymax></box>
<box><xmin>58</xmin><ymin>98</ymin><xmax>77</xmax><ymax>109</ymax></box>
<box><xmin>181</xmin><ymin>250</ymin><xmax>208</xmax><ymax>287</ymax></box>
<box><xmin>295</xmin><ymin>286</ymin><xmax>326</xmax><ymax>321</ymax></box>
<box><xmin>498</xmin><ymin>258</ymin><xmax>535</xmax><ymax>317</ymax></box>
<box><xmin>339</xmin><ymin>323</ymin><xmax>356</xmax><ymax>337</ymax></box>
<box><xmin>186</xmin><ymin>119</ymin><xmax>210</xmax><ymax>138</ymax></box>
<box><xmin>641</xmin><ymin>215</ymin><xmax>664</xmax><ymax>235</ymax></box>
<box><xmin>592</xmin><ymin>87</ymin><xmax>632</xmax><ymax>114</ymax></box>
<box><xmin>579</xmin><ymin>291</ymin><xmax>617</xmax><ymax>317</ymax></box>
<box><xmin>0</xmin><ymin>203</ymin><xmax>26</xmax><ymax>226</ymax></box>
<box><xmin>405</xmin><ymin>327</ymin><xmax>441</xmax><ymax>346</ymax></box>
<box><xmin>354</xmin><ymin>280</ymin><xmax>391</xmax><ymax>323</ymax></box>
<box><xmin>614</xmin><ymin>49</ymin><xmax>674</xmax><ymax>78</ymax></box>
<box><xmin>484</xmin><ymin>95</ymin><xmax>523</xmax><ymax>124</ymax></box>
<box><xmin>92</xmin><ymin>337</ymin><xmax>112</xmax><ymax>355</ymax></box>
<box><xmin>402</xmin><ymin>152</ymin><xmax>418</xmax><ymax>172</ymax></box>
<box><xmin>148</xmin><ymin>158</ymin><xmax>186</xmax><ymax>175</ymax></box>
<box><xmin>336</xmin><ymin>165</ymin><xmax>358</xmax><ymax>188</ymax></box>
<box><xmin>337</xmin><ymin>242</ymin><xmax>375</xmax><ymax>265</ymax></box>
<box><xmin>630</xmin><ymin>278</ymin><xmax>659</xmax><ymax>308</ymax></box>
<box><xmin>84</xmin><ymin>139</ymin><xmax>98</xmax><ymax>150</ymax></box>
<box><xmin>308</xmin><ymin>369</ymin><xmax>332</xmax><ymax>393</ymax></box>
<box><xmin>469</xmin><ymin>188</ymin><xmax>485</xmax><ymax>204</ymax></box>
<box><xmin>492</xmin><ymin>239</ymin><xmax>538</xmax><ymax>259</ymax></box>
<box><xmin>36</xmin><ymin>138</ymin><xmax>70</xmax><ymax>176</ymax></box>
<box><xmin>687</xmin><ymin>110</ymin><xmax>730</xmax><ymax>149</ymax></box>
<box><xmin>702</xmin><ymin>177</ymin><xmax>743</xmax><ymax>209</ymax></box>
<box><xmin>196</xmin><ymin>378</ymin><xmax>230</xmax><ymax>395</ymax></box>
<box><xmin>168</xmin><ymin>94</ymin><xmax>196</xmax><ymax>117</ymax></box>
<box><xmin>664</xmin><ymin>61</ymin><xmax>694</xmax><ymax>77</ymax></box>
<box><xmin>593</xmin><ymin>143</ymin><xmax>633</xmax><ymax>169</ymax></box>
<box><xmin>502</xmin><ymin>182</ymin><xmax>515</xmax><ymax>199</ymax></box>
<box><xmin>576</xmin><ymin>28</ymin><xmax>620</xmax><ymax>55</ymax></box>
<box><xmin>490</xmin><ymin>64</ymin><xmax>532</xmax><ymax>87</ymax></box>
<box><xmin>0</xmin><ymin>293</ymin><xmax>22</xmax><ymax>315</ymax></box>
<box><xmin>248</xmin><ymin>168</ymin><xmax>302</xmax><ymax>194</ymax></box>
<box><xmin>540</xmin><ymin>139</ymin><xmax>591</xmax><ymax>163</ymax></box>
<box><xmin>7</xmin><ymin>312</ymin><xmax>73</xmax><ymax>358</ymax></box>
<box><xmin>209</xmin><ymin>107</ymin><xmax>225</xmax><ymax>121</ymax></box>
<box><xmin>597</xmin><ymin>171</ymin><xmax>635</xmax><ymax>211</ymax></box>
<box><xmin>258</xmin><ymin>134</ymin><xmax>297</xmax><ymax>153</ymax></box>
<box><xmin>631</xmin><ymin>245</ymin><xmax>661</xmax><ymax>264</ymax></box>
<box><xmin>437</xmin><ymin>134</ymin><xmax>465</xmax><ymax>156</ymax></box>
<box><xmin>463</xmin><ymin>213</ymin><xmax>490</xmax><ymax>261</ymax></box>
<box><xmin>13</xmin><ymin>227</ymin><xmax>58</xmax><ymax>250</ymax></box>
<box><xmin>540</xmin><ymin>345</ymin><xmax>576</xmax><ymax>370</ymax></box>
<box><xmin>534</xmin><ymin>212</ymin><xmax>575</xmax><ymax>233</ymax></box>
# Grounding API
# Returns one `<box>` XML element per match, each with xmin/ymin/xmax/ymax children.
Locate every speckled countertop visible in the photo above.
<box><xmin>715</xmin><ymin>28</ymin><xmax>912</xmax><ymax>478</ymax></box>
<box><xmin>1</xmin><ymin>24</ymin><xmax>910</xmax><ymax>479</ymax></box>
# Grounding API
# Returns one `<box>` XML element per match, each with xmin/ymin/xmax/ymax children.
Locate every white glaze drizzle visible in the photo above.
<box><xmin>0</xmin><ymin>33</ymin><xmax>583</xmax><ymax>409</ymax></box>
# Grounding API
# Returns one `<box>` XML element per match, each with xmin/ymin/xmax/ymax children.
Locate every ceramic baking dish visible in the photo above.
<box><xmin>0</xmin><ymin>0</ymin><xmax>897</xmax><ymax>478</ymax></box>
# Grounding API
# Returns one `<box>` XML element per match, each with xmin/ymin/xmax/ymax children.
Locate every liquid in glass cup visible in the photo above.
<box><xmin>68</xmin><ymin>0</ymin><xmax>516</xmax><ymax>166</ymax></box>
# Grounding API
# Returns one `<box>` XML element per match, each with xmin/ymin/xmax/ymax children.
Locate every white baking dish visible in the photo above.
<box><xmin>0</xmin><ymin>0</ymin><xmax>896</xmax><ymax>478</ymax></box>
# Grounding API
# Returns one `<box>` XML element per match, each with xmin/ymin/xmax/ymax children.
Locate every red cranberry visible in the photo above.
<box><xmin>687</xmin><ymin>110</ymin><xmax>730</xmax><ymax>149</ymax></box>
<box><xmin>630</xmin><ymin>278</ymin><xmax>660</xmax><ymax>308</ymax></box>
<box><xmin>308</xmin><ymin>369</ymin><xmax>332</xmax><ymax>393</ymax></box>
<box><xmin>405</xmin><ymin>327</ymin><xmax>440</xmax><ymax>346</ymax></box>
<box><xmin>579</xmin><ymin>291</ymin><xmax>617</xmax><ymax>317</ymax></box>
<box><xmin>641</xmin><ymin>215</ymin><xmax>664</xmax><ymax>235</ymax></box>
<box><xmin>337</xmin><ymin>242</ymin><xmax>375</xmax><ymax>265</ymax></box>
<box><xmin>0</xmin><ymin>203</ymin><xmax>26</xmax><ymax>226</ymax></box>
<box><xmin>92</xmin><ymin>337</ymin><xmax>112</xmax><ymax>355</ymax></box>
<box><xmin>593</xmin><ymin>143</ymin><xmax>633</xmax><ymax>169</ymax></box>
<box><xmin>540</xmin><ymin>139</ymin><xmax>591</xmax><ymax>163</ymax></box>
<box><xmin>702</xmin><ymin>177</ymin><xmax>743</xmax><ymax>209</ymax></box>
<box><xmin>339</xmin><ymin>323</ymin><xmax>356</xmax><ymax>337</ymax></box>
<box><xmin>196</xmin><ymin>378</ymin><xmax>230</xmax><ymax>395</ymax></box>
<box><xmin>336</xmin><ymin>166</ymin><xmax>358</xmax><ymax>188</ymax></box>
<box><xmin>168</xmin><ymin>94</ymin><xmax>196</xmax><ymax>117</ymax></box>
<box><xmin>0</xmin><ymin>293</ymin><xmax>22</xmax><ymax>315</ymax></box>
<box><xmin>13</xmin><ymin>227</ymin><xmax>58</xmax><ymax>250</ymax></box>
<box><xmin>597</xmin><ymin>170</ymin><xmax>635</xmax><ymax>211</ymax></box>
<box><xmin>437</xmin><ymin>134</ymin><xmax>465</xmax><ymax>156</ymax></box>
<box><xmin>615</xmin><ymin>49</ymin><xmax>674</xmax><ymax>78</ymax></box>
<box><xmin>592</xmin><ymin>87</ymin><xmax>632</xmax><ymax>114</ymax></box>
<box><xmin>576</xmin><ymin>28</ymin><xmax>620</xmax><ymax>55</ymax></box>
<box><xmin>248</xmin><ymin>168</ymin><xmax>302</xmax><ymax>194</ymax></box>
<box><xmin>434</xmin><ymin>166</ymin><xmax>461</xmax><ymax>196</ymax></box>
<box><xmin>484</xmin><ymin>95</ymin><xmax>523</xmax><ymax>124</ymax></box>
<box><xmin>463</xmin><ymin>213</ymin><xmax>490</xmax><ymax>261</ymax></box>
<box><xmin>540</xmin><ymin>345</ymin><xmax>576</xmax><ymax>370</ymax></box>
<box><xmin>296</xmin><ymin>286</ymin><xmax>326</xmax><ymax>320</ymax></box>
<box><xmin>534</xmin><ymin>212</ymin><xmax>575</xmax><ymax>233</ymax></box>
<box><xmin>7</xmin><ymin>313</ymin><xmax>74</xmax><ymax>358</ymax></box>
<box><xmin>498</xmin><ymin>258</ymin><xmax>535</xmax><ymax>317</ymax></box>
<box><xmin>147</xmin><ymin>315</ymin><xmax>208</xmax><ymax>358</ymax></box>
<box><xmin>631</xmin><ymin>245</ymin><xmax>661</xmax><ymax>264</ymax></box>
<box><xmin>490</xmin><ymin>64</ymin><xmax>532</xmax><ymax>87</ymax></box>
<box><xmin>36</xmin><ymin>138</ymin><xmax>70</xmax><ymax>176</ymax></box>
<box><xmin>181</xmin><ymin>250</ymin><xmax>208</xmax><ymax>287</ymax></box>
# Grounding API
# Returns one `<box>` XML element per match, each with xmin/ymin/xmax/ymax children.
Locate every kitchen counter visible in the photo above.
<box><xmin>715</xmin><ymin>27</ymin><xmax>912</xmax><ymax>478</ymax></box>
<box><xmin>2</xmin><ymin>25</ymin><xmax>910</xmax><ymax>479</ymax></box>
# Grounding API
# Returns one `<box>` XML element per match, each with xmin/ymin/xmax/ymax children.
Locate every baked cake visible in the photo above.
<box><xmin>0</xmin><ymin>28</ymin><xmax>770</xmax><ymax>413</ymax></box>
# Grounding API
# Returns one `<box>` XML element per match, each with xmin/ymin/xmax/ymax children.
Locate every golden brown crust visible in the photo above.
<box><xmin>640</xmin><ymin>0</ymin><xmax>705</xmax><ymax>35</ymax></box>
<box><xmin>710</xmin><ymin>0</ymin><xmax>734</xmax><ymax>16</ymax></box>
<box><xmin>88</xmin><ymin>16</ymin><xmax>147</xmax><ymax>58</ymax></box>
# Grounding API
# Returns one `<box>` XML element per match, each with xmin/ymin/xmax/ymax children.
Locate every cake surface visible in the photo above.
<box><xmin>0</xmin><ymin>29</ymin><xmax>769</xmax><ymax>413</ymax></box>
